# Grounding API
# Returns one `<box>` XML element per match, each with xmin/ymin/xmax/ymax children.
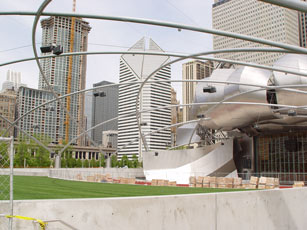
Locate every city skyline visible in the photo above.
<box><xmin>0</xmin><ymin>0</ymin><xmax>214</xmax><ymax>103</ymax></box>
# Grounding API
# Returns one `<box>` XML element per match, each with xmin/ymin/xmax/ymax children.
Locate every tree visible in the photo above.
<box><xmin>61</xmin><ymin>158</ymin><xmax>67</xmax><ymax>168</ymax></box>
<box><xmin>14</xmin><ymin>139</ymin><xmax>31</xmax><ymax>168</ymax></box>
<box><xmin>132</xmin><ymin>155</ymin><xmax>139</xmax><ymax>168</ymax></box>
<box><xmin>100</xmin><ymin>156</ymin><xmax>106</xmax><ymax>167</ymax></box>
<box><xmin>29</xmin><ymin>134</ymin><xmax>51</xmax><ymax>167</ymax></box>
<box><xmin>119</xmin><ymin>155</ymin><xmax>130</xmax><ymax>168</ymax></box>
<box><xmin>111</xmin><ymin>155</ymin><xmax>118</xmax><ymax>168</ymax></box>
<box><xmin>90</xmin><ymin>158</ymin><xmax>96</xmax><ymax>168</ymax></box>
<box><xmin>76</xmin><ymin>159</ymin><xmax>82</xmax><ymax>168</ymax></box>
<box><xmin>83</xmin><ymin>159</ymin><xmax>89</xmax><ymax>168</ymax></box>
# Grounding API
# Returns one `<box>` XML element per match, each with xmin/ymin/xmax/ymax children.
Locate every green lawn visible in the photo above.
<box><xmin>2</xmin><ymin>176</ymin><xmax>246</xmax><ymax>200</ymax></box>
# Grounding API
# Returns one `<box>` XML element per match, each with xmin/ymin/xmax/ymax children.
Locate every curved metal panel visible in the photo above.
<box><xmin>274</xmin><ymin>54</ymin><xmax>307</xmax><ymax>108</ymax></box>
<box><xmin>194</xmin><ymin>67</ymin><xmax>275</xmax><ymax>130</ymax></box>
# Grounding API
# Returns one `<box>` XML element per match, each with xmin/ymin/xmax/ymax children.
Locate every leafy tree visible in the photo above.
<box><xmin>100</xmin><ymin>156</ymin><xmax>106</xmax><ymax>167</ymax></box>
<box><xmin>111</xmin><ymin>155</ymin><xmax>118</xmax><ymax>168</ymax></box>
<box><xmin>28</xmin><ymin>134</ymin><xmax>51</xmax><ymax>167</ymax></box>
<box><xmin>61</xmin><ymin>158</ymin><xmax>67</xmax><ymax>168</ymax></box>
<box><xmin>83</xmin><ymin>159</ymin><xmax>89</xmax><ymax>168</ymax></box>
<box><xmin>14</xmin><ymin>140</ymin><xmax>31</xmax><ymax>168</ymax></box>
<box><xmin>76</xmin><ymin>159</ymin><xmax>82</xmax><ymax>168</ymax></box>
<box><xmin>90</xmin><ymin>158</ymin><xmax>96</xmax><ymax>168</ymax></box>
<box><xmin>132</xmin><ymin>155</ymin><xmax>139</xmax><ymax>168</ymax></box>
<box><xmin>127</xmin><ymin>160</ymin><xmax>133</xmax><ymax>168</ymax></box>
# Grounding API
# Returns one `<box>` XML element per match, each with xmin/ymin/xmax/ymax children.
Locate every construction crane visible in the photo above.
<box><xmin>65</xmin><ymin>0</ymin><xmax>76</xmax><ymax>143</ymax></box>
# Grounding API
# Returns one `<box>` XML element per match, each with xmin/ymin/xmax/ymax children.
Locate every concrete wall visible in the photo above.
<box><xmin>143</xmin><ymin>139</ymin><xmax>237</xmax><ymax>184</ymax></box>
<box><xmin>0</xmin><ymin>168</ymin><xmax>50</xmax><ymax>176</ymax></box>
<box><xmin>49</xmin><ymin>168</ymin><xmax>145</xmax><ymax>180</ymax></box>
<box><xmin>0</xmin><ymin>188</ymin><xmax>306</xmax><ymax>230</ymax></box>
<box><xmin>0</xmin><ymin>168</ymin><xmax>144</xmax><ymax>179</ymax></box>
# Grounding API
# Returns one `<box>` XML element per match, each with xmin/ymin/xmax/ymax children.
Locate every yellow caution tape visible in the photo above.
<box><xmin>6</xmin><ymin>215</ymin><xmax>46</xmax><ymax>230</ymax></box>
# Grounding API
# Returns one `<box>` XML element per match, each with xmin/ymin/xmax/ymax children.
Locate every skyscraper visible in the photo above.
<box><xmin>182</xmin><ymin>60</ymin><xmax>213</xmax><ymax>122</ymax></box>
<box><xmin>91</xmin><ymin>81</ymin><xmax>118</xmax><ymax>145</ymax></box>
<box><xmin>1</xmin><ymin>70</ymin><xmax>26</xmax><ymax>92</ymax></box>
<box><xmin>84</xmin><ymin>91</ymin><xmax>92</xmax><ymax>145</ymax></box>
<box><xmin>299</xmin><ymin>0</ymin><xmax>307</xmax><ymax>47</ymax></box>
<box><xmin>212</xmin><ymin>0</ymin><xmax>299</xmax><ymax>65</ymax></box>
<box><xmin>17</xmin><ymin>86</ymin><xmax>59</xmax><ymax>141</ymax></box>
<box><xmin>0</xmin><ymin>89</ymin><xmax>17</xmax><ymax>137</ymax></box>
<box><xmin>118</xmin><ymin>38</ymin><xmax>171</xmax><ymax>159</ymax></box>
<box><xmin>39</xmin><ymin>16</ymin><xmax>91</xmax><ymax>144</ymax></box>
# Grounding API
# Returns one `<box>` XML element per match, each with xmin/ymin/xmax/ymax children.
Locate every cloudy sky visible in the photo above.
<box><xmin>0</xmin><ymin>0</ymin><xmax>213</xmax><ymax>102</ymax></box>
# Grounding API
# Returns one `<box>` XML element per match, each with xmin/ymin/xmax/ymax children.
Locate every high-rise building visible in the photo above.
<box><xmin>91</xmin><ymin>81</ymin><xmax>118</xmax><ymax>145</ymax></box>
<box><xmin>171</xmin><ymin>87</ymin><xmax>180</xmax><ymax>146</ymax></box>
<box><xmin>182</xmin><ymin>60</ymin><xmax>213</xmax><ymax>122</ymax></box>
<box><xmin>212</xmin><ymin>0</ymin><xmax>299</xmax><ymax>66</ymax></box>
<box><xmin>39</xmin><ymin>16</ymin><xmax>91</xmax><ymax>144</ymax></box>
<box><xmin>299</xmin><ymin>0</ymin><xmax>307</xmax><ymax>47</ymax></box>
<box><xmin>1</xmin><ymin>70</ymin><xmax>27</xmax><ymax>92</ymax></box>
<box><xmin>17</xmin><ymin>86</ymin><xmax>59</xmax><ymax>141</ymax></box>
<box><xmin>118</xmin><ymin>37</ymin><xmax>171</xmax><ymax>159</ymax></box>
<box><xmin>84</xmin><ymin>91</ymin><xmax>92</xmax><ymax>145</ymax></box>
<box><xmin>0</xmin><ymin>89</ymin><xmax>17</xmax><ymax>137</ymax></box>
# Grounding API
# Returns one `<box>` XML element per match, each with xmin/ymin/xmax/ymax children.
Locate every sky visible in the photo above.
<box><xmin>0</xmin><ymin>0</ymin><xmax>214</xmax><ymax>102</ymax></box>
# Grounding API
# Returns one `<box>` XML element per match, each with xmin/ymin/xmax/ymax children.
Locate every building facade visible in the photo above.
<box><xmin>118</xmin><ymin>38</ymin><xmax>171</xmax><ymax>159</ymax></box>
<box><xmin>171</xmin><ymin>87</ymin><xmax>180</xmax><ymax>146</ymax></box>
<box><xmin>212</xmin><ymin>0</ymin><xmax>299</xmax><ymax>66</ymax></box>
<box><xmin>91</xmin><ymin>81</ymin><xmax>118</xmax><ymax>145</ymax></box>
<box><xmin>39</xmin><ymin>16</ymin><xmax>91</xmax><ymax>144</ymax></box>
<box><xmin>182</xmin><ymin>60</ymin><xmax>213</xmax><ymax>122</ymax></box>
<box><xmin>84</xmin><ymin>91</ymin><xmax>92</xmax><ymax>145</ymax></box>
<box><xmin>0</xmin><ymin>89</ymin><xmax>17</xmax><ymax>137</ymax></box>
<box><xmin>102</xmin><ymin>130</ymin><xmax>118</xmax><ymax>149</ymax></box>
<box><xmin>1</xmin><ymin>70</ymin><xmax>26</xmax><ymax>92</ymax></box>
<box><xmin>299</xmin><ymin>0</ymin><xmax>307</xmax><ymax>48</ymax></box>
<box><xmin>17</xmin><ymin>86</ymin><xmax>60</xmax><ymax>141</ymax></box>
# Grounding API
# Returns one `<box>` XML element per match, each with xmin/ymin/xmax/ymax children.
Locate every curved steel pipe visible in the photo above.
<box><xmin>0</xmin><ymin>48</ymin><xmax>294</xmax><ymax>68</ymax></box>
<box><xmin>1</xmin><ymin>11</ymin><xmax>307</xmax><ymax>54</ymax></box>
<box><xmin>259</xmin><ymin>0</ymin><xmax>307</xmax><ymax>13</ymax></box>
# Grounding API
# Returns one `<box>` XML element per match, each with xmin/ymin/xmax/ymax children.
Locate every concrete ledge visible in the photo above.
<box><xmin>0</xmin><ymin>188</ymin><xmax>306</xmax><ymax>230</ymax></box>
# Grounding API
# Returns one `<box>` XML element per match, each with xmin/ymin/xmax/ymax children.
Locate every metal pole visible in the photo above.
<box><xmin>2</xmin><ymin>11</ymin><xmax>307</xmax><ymax>54</ymax></box>
<box><xmin>9</xmin><ymin>136</ymin><xmax>14</xmax><ymax>230</ymax></box>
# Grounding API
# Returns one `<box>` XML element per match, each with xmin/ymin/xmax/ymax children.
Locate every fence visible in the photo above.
<box><xmin>0</xmin><ymin>137</ymin><xmax>14</xmax><ymax>230</ymax></box>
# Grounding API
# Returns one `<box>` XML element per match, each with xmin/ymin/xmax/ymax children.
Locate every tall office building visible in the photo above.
<box><xmin>171</xmin><ymin>87</ymin><xmax>180</xmax><ymax>146</ymax></box>
<box><xmin>39</xmin><ymin>16</ymin><xmax>91</xmax><ymax>144</ymax></box>
<box><xmin>118</xmin><ymin>38</ymin><xmax>171</xmax><ymax>159</ymax></box>
<box><xmin>17</xmin><ymin>86</ymin><xmax>59</xmax><ymax>141</ymax></box>
<box><xmin>212</xmin><ymin>0</ymin><xmax>299</xmax><ymax>65</ymax></box>
<box><xmin>91</xmin><ymin>81</ymin><xmax>118</xmax><ymax>145</ymax></box>
<box><xmin>1</xmin><ymin>70</ymin><xmax>26</xmax><ymax>92</ymax></box>
<box><xmin>84</xmin><ymin>91</ymin><xmax>92</xmax><ymax>145</ymax></box>
<box><xmin>182</xmin><ymin>60</ymin><xmax>213</xmax><ymax>122</ymax></box>
<box><xmin>0</xmin><ymin>89</ymin><xmax>17</xmax><ymax>137</ymax></box>
<box><xmin>299</xmin><ymin>0</ymin><xmax>307</xmax><ymax>47</ymax></box>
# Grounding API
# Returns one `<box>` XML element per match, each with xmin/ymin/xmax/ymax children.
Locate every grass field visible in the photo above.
<box><xmin>2</xmin><ymin>176</ymin><xmax>246</xmax><ymax>200</ymax></box>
